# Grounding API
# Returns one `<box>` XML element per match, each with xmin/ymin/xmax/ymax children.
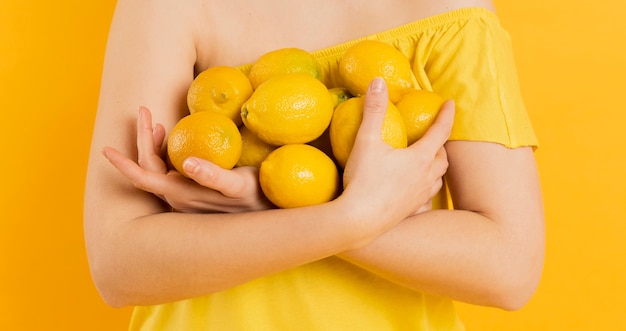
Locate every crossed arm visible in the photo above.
<box><xmin>84</xmin><ymin>0</ymin><xmax>544</xmax><ymax>310</ymax></box>
<box><xmin>89</xmin><ymin>103</ymin><xmax>542</xmax><ymax>311</ymax></box>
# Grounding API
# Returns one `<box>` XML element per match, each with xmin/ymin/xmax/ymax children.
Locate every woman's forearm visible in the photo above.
<box><xmin>338</xmin><ymin>209</ymin><xmax>543</xmax><ymax>310</ymax></box>
<box><xmin>339</xmin><ymin>142</ymin><xmax>545</xmax><ymax>311</ymax></box>
<box><xmin>86</xmin><ymin>80</ymin><xmax>454</xmax><ymax>308</ymax></box>
<box><xmin>87</xmin><ymin>200</ymin><xmax>361</xmax><ymax>308</ymax></box>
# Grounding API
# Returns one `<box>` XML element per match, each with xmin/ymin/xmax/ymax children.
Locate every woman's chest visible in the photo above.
<box><xmin>196</xmin><ymin>0</ymin><xmax>433</xmax><ymax>69</ymax></box>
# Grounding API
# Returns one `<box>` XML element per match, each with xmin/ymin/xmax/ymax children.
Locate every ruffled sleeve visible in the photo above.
<box><xmin>411</xmin><ymin>9</ymin><xmax>538</xmax><ymax>148</ymax></box>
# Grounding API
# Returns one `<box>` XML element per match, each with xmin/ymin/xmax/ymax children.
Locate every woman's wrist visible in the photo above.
<box><xmin>325</xmin><ymin>194</ymin><xmax>393</xmax><ymax>250</ymax></box>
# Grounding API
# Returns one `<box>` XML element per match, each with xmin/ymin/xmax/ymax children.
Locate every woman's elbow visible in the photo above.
<box><xmin>492</xmin><ymin>269</ymin><xmax>542</xmax><ymax>311</ymax></box>
<box><xmin>98</xmin><ymin>287</ymin><xmax>131</xmax><ymax>309</ymax></box>
<box><xmin>88</xmin><ymin>256</ymin><xmax>135</xmax><ymax>308</ymax></box>
<box><xmin>489</xmin><ymin>247</ymin><xmax>544</xmax><ymax>311</ymax></box>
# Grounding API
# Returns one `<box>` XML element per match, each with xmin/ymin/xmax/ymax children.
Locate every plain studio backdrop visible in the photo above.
<box><xmin>1</xmin><ymin>1</ymin><xmax>625</xmax><ymax>330</ymax></box>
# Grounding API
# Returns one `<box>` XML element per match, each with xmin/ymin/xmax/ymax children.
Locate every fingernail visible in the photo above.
<box><xmin>183</xmin><ymin>158</ymin><xmax>199</xmax><ymax>174</ymax></box>
<box><xmin>369</xmin><ymin>77</ymin><xmax>386</xmax><ymax>93</ymax></box>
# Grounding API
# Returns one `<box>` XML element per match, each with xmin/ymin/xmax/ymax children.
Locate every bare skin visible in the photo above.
<box><xmin>84</xmin><ymin>0</ymin><xmax>544</xmax><ymax>311</ymax></box>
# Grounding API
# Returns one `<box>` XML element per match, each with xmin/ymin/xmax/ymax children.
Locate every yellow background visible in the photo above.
<box><xmin>1</xmin><ymin>0</ymin><xmax>624</xmax><ymax>330</ymax></box>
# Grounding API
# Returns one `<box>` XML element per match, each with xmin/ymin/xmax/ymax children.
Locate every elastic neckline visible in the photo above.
<box><xmin>311</xmin><ymin>7</ymin><xmax>498</xmax><ymax>61</ymax></box>
<box><xmin>238</xmin><ymin>7</ymin><xmax>497</xmax><ymax>72</ymax></box>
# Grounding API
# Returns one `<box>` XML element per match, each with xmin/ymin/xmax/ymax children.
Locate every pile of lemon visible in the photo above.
<box><xmin>167</xmin><ymin>40</ymin><xmax>445</xmax><ymax>209</ymax></box>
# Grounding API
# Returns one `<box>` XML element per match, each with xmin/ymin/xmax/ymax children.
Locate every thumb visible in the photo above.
<box><xmin>183</xmin><ymin>157</ymin><xmax>244</xmax><ymax>197</ymax></box>
<box><xmin>355</xmin><ymin>77</ymin><xmax>389</xmax><ymax>144</ymax></box>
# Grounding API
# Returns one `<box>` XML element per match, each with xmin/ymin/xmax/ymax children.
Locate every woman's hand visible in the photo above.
<box><xmin>102</xmin><ymin>106</ymin><xmax>273</xmax><ymax>213</ymax></box>
<box><xmin>340</xmin><ymin>78</ymin><xmax>454</xmax><ymax>234</ymax></box>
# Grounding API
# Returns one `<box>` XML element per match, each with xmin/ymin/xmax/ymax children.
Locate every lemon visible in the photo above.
<box><xmin>328</xmin><ymin>87</ymin><xmax>353</xmax><ymax>108</ymax></box>
<box><xmin>167</xmin><ymin>111</ymin><xmax>242</xmax><ymax>176</ymax></box>
<box><xmin>187</xmin><ymin>66</ymin><xmax>253</xmax><ymax>126</ymax></box>
<box><xmin>338</xmin><ymin>40</ymin><xmax>417</xmax><ymax>103</ymax></box>
<box><xmin>236</xmin><ymin>125</ymin><xmax>277</xmax><ymax>168</ymax></box>
<box><xmin>248</xmin><ymin>48</ymin><xmax>323</xmax><ymax>89</ymax></box>
<box><xmin>329</xmin><ymin>96</ymin><xmax>407</xmax><ymax>168</ymax></box>
<box><xmin>241</xmin><ymin>73</ymin><xmax>334</xmax><ymax>146</ymax></box>
<box><xmin>259</xmin><ymin>144</ymin><xmax>340</xmax><ymax>208</ymax></box>
<box><xmin>395</xmin><ymin>89</ymin><xmax>445</xmax><ymax>144</ymax></box>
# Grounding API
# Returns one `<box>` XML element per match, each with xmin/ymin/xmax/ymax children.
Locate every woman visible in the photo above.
<box><xmin>84</xmin><ymin>0</ymin><xmax>544</xmax><ymax>329</ymax></box>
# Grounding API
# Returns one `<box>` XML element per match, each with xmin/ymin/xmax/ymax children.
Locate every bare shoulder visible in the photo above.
<box><xmin>419</xmin><ymin>0</ymin><xmax>495</xmax><ymax>17</ymax></box>
<box><xmin>385</xmin><ymin>0</ymin><xmax>496</xmax><ymax>31</ymax></box>
<box><xmin>442</xmin><ymin>0</ymin><xmax>495</xmax><ymax>11</ymax></box>
<box><xmin>100</xmin><ymin>0</ymin><xmax>209</xmax><ymax>121</ymax></box>
<box><xmin>109</xmin><ymin>0</ymin><xmax>207</xmax><ymax>47</ymax></box>
<box><xmin>107</xmin><ymin>0</ymin><xmax>210</xmax><ymax>72</ymax></box>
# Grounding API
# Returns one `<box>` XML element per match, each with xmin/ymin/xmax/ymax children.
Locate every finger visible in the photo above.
<box><xmin>183</xmin><ymin>157</ymin><xmax>246</xmax><ymax>198</ymax></box>
<box><xmin>410</xmin><ymin>99</ymin><xmax>455</xmax><ymax>155</ymax></box>
<box><xmin>354</xmin><ymin>77</ymin><xmax>389</xmax><ymax>144</ymax></box>
<box><xmin>429</xmin><ymin>176</ymin><xmax>444</xmax><ymax>197</ymax></box>
<box><xmin>413</xmin><ymin>199</ymin><xmax>433</xmax><ymax>215</ymax></box>
<box><xmin>162</xmin><ymin>170</ymin><xmax>236</xmax><ymax>212</ymax></box>
<box><xmin>434</xmin><ymin>146</ymin><xmax>449</xmax><ymax>170</ymax></box>
<box><xmin>137</xmin><ymin>106</ymin><xmax>167</xmax><ymax>173</ymax></box>
<box><xmin>102</xmin><ymin>146</ymin><xmax>172</xmax><ymax>196</ymax></box>
<box><xmin>153</xmin><ymin>123</ymin><xmax>166</xmax><ymax>154</ymax></box>
<box><xmin>426</xmin><ymin>146</ymin><xmax>449</xmax><ymax>183</ymax></box>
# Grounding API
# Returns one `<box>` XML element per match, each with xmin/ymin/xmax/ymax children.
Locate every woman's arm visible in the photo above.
<box><xmin>87</xmin><ymin>93</ymin><xmax>451</xmax><ymax>309</ymax></box>
<box><xmin>335</xmin><ymin>0</ymin><xmax>544</xmax><ymax>311</ymax></box>
<box><xmin>85</xmin><ymin>0</ymin><xmax>349</xmax><ymax>307</ymax></box>
<box><xmin>339</xmin><ymin>142</ymin><xmax>545</xmax><ymax>311</ymax></box>
<box><xmin>85</xmin><ymin>0</ymin><xmax>453</xmax><ymax>307</ymax></box>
